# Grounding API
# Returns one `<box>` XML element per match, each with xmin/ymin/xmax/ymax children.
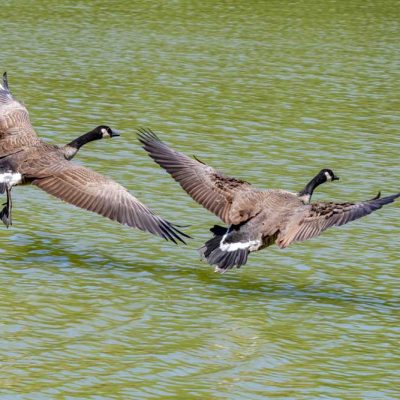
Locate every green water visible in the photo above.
<box><xmin>1</xmin><ymin>1</ymin><xmax>399</xmax><ymax>398</ymax></box>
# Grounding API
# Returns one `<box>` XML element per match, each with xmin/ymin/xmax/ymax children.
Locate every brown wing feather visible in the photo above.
<box><xmin>277</xmin><ymin>193</ymin><xmax>400</xmax><ymax>248</ymax></box>
<box><xmin>32</xmin><ymin>162</ymin><xmax>187</xmax><ymax>243</ymax></box>
<box><xmin>138</xmin><ymin>129</ymin><xmax>253</xmax><ymax>224</ymax></box>
<box><xmin>0</xmin><ymin>73</ymin><xmax>39</xmax><ymax>157</ymax></box>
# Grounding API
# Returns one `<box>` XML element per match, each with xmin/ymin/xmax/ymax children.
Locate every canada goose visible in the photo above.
<box><xmin>138</xmin><ymin>129</ymin><xmax>399</xmax><ymax>272</ymax></box>
<box><xmin>0</xmin><ymin>73</ymin><xmax>188</xmax><ymax>243</ymax></box>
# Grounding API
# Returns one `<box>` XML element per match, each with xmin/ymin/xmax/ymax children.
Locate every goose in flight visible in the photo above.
<box><xmin>138</xmin><ymin>129</ymin><xmax>398</xmax><ymax>271</ymax></box>
<box><xmin>0</xmin><ymin>73</ymin><xmax>188</xmax><ymax>243</ymax></box>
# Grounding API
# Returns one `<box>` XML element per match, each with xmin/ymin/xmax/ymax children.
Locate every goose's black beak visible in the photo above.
<box><xmin>111</xmin><ymin>129</ymin><xmax>121</xmax><ymax>137</ymax></box>
<box><xmin>333</xmin><ymin>175</ymin><xmax>339</xmax><ymax>181</ymax></box>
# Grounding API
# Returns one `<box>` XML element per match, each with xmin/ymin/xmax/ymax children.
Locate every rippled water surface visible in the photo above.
<box><xmin>1</xmin><ymin>1</ymin><xmax>399</xmax><ymax>398</ymax></box>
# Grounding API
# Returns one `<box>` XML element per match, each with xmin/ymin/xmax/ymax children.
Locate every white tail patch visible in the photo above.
<box><xmin>220</xmin><ymin>235</ymin><xmax>261</xmax><ymax>252</ymax></box>
<box><xmin>0</xmin><ymin>172</ymin><xmax>22</xmax><ymax>186</ymax></box>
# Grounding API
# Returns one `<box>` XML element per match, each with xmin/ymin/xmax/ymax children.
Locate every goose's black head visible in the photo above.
<box><xmin>95</xmin><ymin>125</ymin><xmax>120</xmax><ymax>139</ymax></box>
<box><xmin>318</xmin><ymin>168</ymin><xmax>339</xmax><ymax>183</ymax></box>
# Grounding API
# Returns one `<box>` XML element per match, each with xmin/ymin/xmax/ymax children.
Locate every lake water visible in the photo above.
<box><xmin>1</xmin><ymin>1</ymin><xmax>399</xmax><ymax>398</ymax></box>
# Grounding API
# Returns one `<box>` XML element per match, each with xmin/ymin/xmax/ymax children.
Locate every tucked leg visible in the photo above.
<box><xmin>0</xmin><ymin>185</ymin><xmax>12</xmax><ymax>228</ymax></box>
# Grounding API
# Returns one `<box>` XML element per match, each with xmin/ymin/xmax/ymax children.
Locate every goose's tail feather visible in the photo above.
<box><xmin>199</xmin><ymin>225</ymin><xmax>250</xmax><ymax>273</ymax></box>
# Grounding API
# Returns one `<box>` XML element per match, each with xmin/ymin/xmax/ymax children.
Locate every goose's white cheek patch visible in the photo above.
<box><xmin>324</xmin><ymin>171</ymin><xmax>332</xmax><ymax>181</ymax></box>
<box><xmin>101</xmin><ymin>128</ymin><xmax>109</xmax><ymax>138</ymax></box>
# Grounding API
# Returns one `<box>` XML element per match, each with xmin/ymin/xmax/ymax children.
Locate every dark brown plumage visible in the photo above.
<box><xmin>138</xmin><ymin>129</ymin><xmax>399</xmax><ymax>271</ymax></box>
<box><xmin>0</xmin><ymin>73</ymin><xmax>188</xmax><ymax>244</ymax></box>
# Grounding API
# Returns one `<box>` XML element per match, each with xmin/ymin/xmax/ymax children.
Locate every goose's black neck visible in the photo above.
<box><xmin>298</xmin><ymin>174</ymin><xmax>324</xmax><ymax>198</ymax></box>
<box><xmin>62</xmin><ymin>128</ymin><xmax>104</xmax><ymax>160</ymax></box>
<box><xmin>297</xmin><ymin>172</ymin><xmax>329</xmax><ymax>204</ymax></box>
<box><xmin>66</xmin><ymin>128</ymin><xmax>102</xmax><ymax>151</ymax></box>
<box><xmin>297</xmin><ymin>169</ymin><xmax>338</xmax><ymax>203</ymax></box>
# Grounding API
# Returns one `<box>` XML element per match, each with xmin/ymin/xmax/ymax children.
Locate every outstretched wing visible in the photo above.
<box><xmin>277</xmin><ymin>193</ymin><xmax>400</xmax><ymax>248</ymax></box>
<box><xmin>138</xmin><ymin>129</ymin><xmax>254</xmax><ymax>224</ymax></box>
<box><xmin>0</xmin><ymin>72</ymin><xmax>39</xmax><ymax>157</ymax></box>
<box><xmin>32</xmin><ymin>161</ymin><xmax>188</xmax><ymax>243</ymax></box>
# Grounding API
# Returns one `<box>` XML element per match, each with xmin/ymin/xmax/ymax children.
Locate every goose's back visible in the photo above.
<box><xmin>229</xmin><ymin>189</ymin><xmax>302</xmax><ymax>226</ymax></box>
<box><xmin>0</xmin><ymin>142</ymin><xmax>63</xmax><ymax>178</ymax></box>
<box><xmin>0</xmin><ymin>75</ymin><xmax>40</xmax><ymax>157</ymax></box>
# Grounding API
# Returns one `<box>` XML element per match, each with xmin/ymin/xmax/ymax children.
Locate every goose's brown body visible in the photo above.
<box><xmin>139</xmin><ymin>129</ymin><xmax>399</xmax><ymax>271</ymax></box>
<box><xmin>0</xmin><ymin>73</ymin><xmax>188</xmax><ymax>243</ymax></box>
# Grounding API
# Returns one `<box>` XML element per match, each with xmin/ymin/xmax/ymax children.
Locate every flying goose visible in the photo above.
<box><xmin>0</xmin><ymin>73</ymin><xmax>188</xmax><ymax>243</ymax></box>
<box><xmin>138</xmin><ymin>129</ymin><xmax>399</xmax><ymax>272</ymax></box>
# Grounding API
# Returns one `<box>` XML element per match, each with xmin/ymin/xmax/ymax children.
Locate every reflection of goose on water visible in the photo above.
<box><xmin>0</xmin><ymin>73</ymin><xmax>188</xmax><ymax>244</ymax></box>
<box><xmin>139</xmin><ymin>129</ymin><xmax>399</xmax><ymax>272</ymax></box>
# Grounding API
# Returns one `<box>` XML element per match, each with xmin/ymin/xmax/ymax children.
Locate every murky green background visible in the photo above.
<box><xmin>1</xmin><ymin>1</ymin><xmax>399</xmax><ymax>398</ymax></box>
